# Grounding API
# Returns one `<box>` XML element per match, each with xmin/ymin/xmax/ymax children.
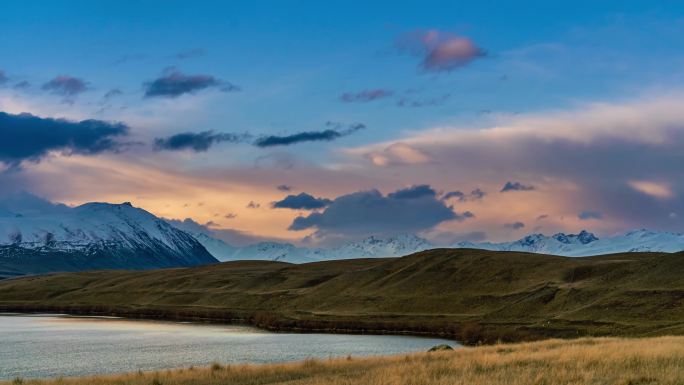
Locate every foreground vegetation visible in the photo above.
<box><xmin>2</xmin><ymin>249</ymin><xmax>684</xmax><ymax>343</ymax></box>
<box><xmin>5</xmin><ymin>337</ymin><xmax>684</xmax><ymax>385</ymax></box>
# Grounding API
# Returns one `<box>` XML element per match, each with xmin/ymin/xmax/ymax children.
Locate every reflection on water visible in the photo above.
<box><xmin>0</xmin><ymin>314</ymin><xmax>457</xmax><ymax>379</ymax></box>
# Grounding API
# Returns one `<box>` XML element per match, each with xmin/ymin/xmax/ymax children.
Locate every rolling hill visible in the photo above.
<box><xmin>1</xmin><ymin>248</ymin><xmax>684</xmax><ymax>343</ymax></box>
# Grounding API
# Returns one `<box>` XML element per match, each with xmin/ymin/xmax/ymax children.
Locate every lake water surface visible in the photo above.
<box><xmin>0</xmin><ymin>314</ymin><xmax>457</xmax><ymax>379</ymax></box>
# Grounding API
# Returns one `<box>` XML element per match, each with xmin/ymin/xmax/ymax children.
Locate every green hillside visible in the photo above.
<box><xmin>2</xmin><ymin>249</ymin><xmax>684</xmax><ymax>343</ymax></box>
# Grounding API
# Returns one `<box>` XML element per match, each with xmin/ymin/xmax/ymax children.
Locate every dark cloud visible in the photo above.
<box><xmin>246</xmin><ymin>201</ymin><xmax>260</xmax><ymax>209</ymax></box>
<box><xmin>154</xmin><ymin>131</ymin><xmax>249</xmax><ymax>152</ymax></box>
<box><xmin>224</xmin><ymin>213</ymin><xmax>237</xmax><ymax>219</ymax></box>
<box><xmin>501</xmin><ymin>181</ymin><xmax>535</xmax><ymax>192</ymax></box>
<box><xmin>255</xmin><ymin>122</ymin><xmax>365</xmax><ymax>148</ymax></box>
<box><xmin>340</xmin><ymin>89</ymin><xmax>394</xmax><ymax>103</ymax></box>
<box><xmin>470</xmin><ymin>188</ymin><xmax>486</xmax><ymax>200</ymax></box>
<box><xmin>0</xmin><ymin>70</ymin><xmax>7</xmax><ymax>85</ymax></box>
<box><xmin>272</xmin><ymin>192</ymin><xmax>332</xmax><ymax>210</ymax></box>
<box><xmin>578</xmin><ymin>210</ymin><xmax>603</xmax><ymax>220</ymax></box>
<box><xmin>288</xmin><ymin>186</ymin><xmax>471</xmax><ymax>239</ymax></box>
<box><xmin>442</xmin><ymin>188</ymin><xmax>486</xmax><ymax>202</ymax></box>
<box><xmin>504</xmin><ymin>221</ymin><xmax>525</xmax><ymax>230</ymax></box>
<box><xmin>277</xmin><ymin>184</ymin><xmax>293</xmax><ymax>192</ymax></box>
<box><xmin>175</xmin><ymin>48</ymin><xmax>207</xmax><ymax>60</ymax></box>
<box><xmin>143</xmin><ymin>69</ymin><xmax>239</xmax><ymax>98</ymax></box>
<box><xmin>388</xmin><ymin>184</ymin><xmax>436</xmax><ymax>199</ymax></box>
<box><xmin>42</xmin><ymin>75</ymin><xmax>89</xmax><ymax>96</ymax></box>
<box><xmin>103</xmin><ymin>89</ymin><xmax>123</xmax><ymax>100</ymax></box>
<box><xmin>442</xmin><ymin>190</ymin><xmax>465</xmax><ymax>201</ymax></box>
<box><xmin>0</xmin><ymin>111</ymin><xmax>129</xmax><ymax>167</ymax></box>
<box><xmin>537</xmin><ymin>214</ymin><xmax>549</xmax><ymax>221</ymax></box>
<box><xmin>396</xmin><ymin>29</ymin><xmax>486</xmax><ymax>72</ymax></box>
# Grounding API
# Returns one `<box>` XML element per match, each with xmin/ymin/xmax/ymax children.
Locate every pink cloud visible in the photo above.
<box><xmin>397</xmin><ymin>29</ymin><xmax>486</xmax><ymax>72</ymax></box>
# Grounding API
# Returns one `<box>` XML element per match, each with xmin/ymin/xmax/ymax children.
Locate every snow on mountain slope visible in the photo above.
<box><xmin>192</xmin><ymin>233</ymin><xmax>316</xmax><ymax>263</ymax></box>
<box><xmin>0</xmin><ymin>193</ymin><xmax>217</xmax><ymax>275</ymax></box>
<box><xmin>453</xmin><ymin>229</ymin><xmax>684</xmax><ymax>256</ymax></box>
<box><xmin>188</xmin><ymin>226</ymin><xmax>684</xmax><ymax>263</ymax></box>
<box><xmin>185</xmin><ymin>232</ymin><xmax>439</xmax><ymax>263</ymax></box>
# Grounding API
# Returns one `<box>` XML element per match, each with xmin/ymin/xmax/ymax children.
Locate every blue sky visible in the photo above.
<box><xmin>2</xmin><ymin>1</ymin><xmax>684</xmax><ymax>245</ymax></box>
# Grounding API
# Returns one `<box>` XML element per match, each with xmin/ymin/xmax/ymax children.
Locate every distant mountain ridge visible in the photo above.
<box><xmin>0</xmin><ymin>193</ymin><xmax>217</xmax><ymax>277</ymax></box>
<box><xmin>185</xmin><ymin>232</ymin><xmax>434</xmax><ymax>263</ymax></box>
<box><xmin>186</xmin><ymin>227</ymin><xmax>684</xmax><ymax>263</ymax></box>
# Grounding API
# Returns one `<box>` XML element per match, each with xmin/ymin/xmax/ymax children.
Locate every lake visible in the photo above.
<box><xmin>0</xmin><ymin>314</ymin><xmax>457</xmax><ymax>379</ymax></box>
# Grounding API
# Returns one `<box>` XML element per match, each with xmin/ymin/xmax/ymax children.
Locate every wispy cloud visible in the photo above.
<box><xmin>503</xmin><ymin>221</ymin><xmax>525</xmax><ymax>230</ymax></box>
<box><xmin>255</xmin><ymin>123</ymin><xmax>365</xmax><ymax>148</ymax></box>
<box><xmin>340</xmin><ymin>89</ymin><xmax>394</xmax><ymax>103</ymax></box>
<box><xmin>174</xmin><ymin>48</ymin><xmax>207</xmax><ymax>60</ymax></box>
<box><xmin>42</xmin><ymin>75</ymin><xmax>89</xmax><ymax>96</ymax></box>
<box><xmin>628</xmin><ymin>180</ymin><xmax>673</xmax><ymax>199</ymax></box>
<box><xmin>578</xmin><ymin>210</ymin><xmax>603</xmax><ymax>220</ymax></box>
<box><xmin>501</xmin><ymin>181</ymin><xmax>535</xmax><ymax>192</ymax></box>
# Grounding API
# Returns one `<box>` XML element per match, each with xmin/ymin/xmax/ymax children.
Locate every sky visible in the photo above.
<box><xmin>2</xmin><ymin>1</ymin><xmax>684</xmax><ymax>246</ymax></box>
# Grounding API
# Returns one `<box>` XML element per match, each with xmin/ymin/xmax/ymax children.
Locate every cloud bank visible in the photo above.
<box><xmin>0</xmin><ymin>112</ymin><xmax>129</xmax><ymax>167</ymax></box>
<box><xmin>289</xmin><ymin>185</ymin><xmax>471</xmax><ymax>239</ymax></box>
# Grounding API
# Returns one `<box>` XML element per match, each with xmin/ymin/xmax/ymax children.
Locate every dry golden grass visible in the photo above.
<box><xmin>6</xmin><ymin>336</ymin><xmax>684</xmax><ymax>385</ymax></box>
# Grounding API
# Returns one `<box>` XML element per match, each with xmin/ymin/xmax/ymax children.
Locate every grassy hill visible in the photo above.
<box><xmin>4</xmin><ymin>337</ymin><xmax>684</xmax><ymax>385</ymax></box>
<box><xmin>2</xmin><ymin>248</ymin><xmax>684</xmax><ymax>343</ymax></box>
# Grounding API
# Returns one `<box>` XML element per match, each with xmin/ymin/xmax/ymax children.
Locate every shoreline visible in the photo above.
<box><xmin>0</xmin><ymin>305</ymin><xmax>464</xmax><ymax>341</ymax></box>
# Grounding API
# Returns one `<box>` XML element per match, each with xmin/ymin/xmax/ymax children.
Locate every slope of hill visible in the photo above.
<box><xmin>2</xmin><ymin>249</ymin><xmax>684</xmax><ymax>343</ymax></box>
<box><xmin>0</xmin><ymin>193</ymin><xmax>217</xmax><ymax>275</ymax></box>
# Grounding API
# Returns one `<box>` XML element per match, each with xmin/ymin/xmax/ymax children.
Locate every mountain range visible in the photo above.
<box><xmin>186</xmin><ymin>227</ymin><xmax>684</xmax><ymax>262</ymax></box>
<box><xmin>2</xmin><ymin>193</ymin><xmax>684</xmax><ymax>278</ymax></box>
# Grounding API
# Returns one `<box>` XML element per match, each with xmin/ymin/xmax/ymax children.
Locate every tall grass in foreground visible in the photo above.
<box><xmin>6</xmin><ymin>336</ymin><xmax>684</xmax><ymax>385</ymax></box>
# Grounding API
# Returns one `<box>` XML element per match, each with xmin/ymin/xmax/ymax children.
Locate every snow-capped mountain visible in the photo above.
<box><xmin>186</xmin><ymin>226</ymin><xmax>684</xmax><ymax>264</ymax></box>
<box><xmin>186</xmin><ymin>232</ymin><xmax>439</xmax><ymax>263</ymax></box>
<box><xmin>453</xmin><ymin>229</ymin><xmax>684</xmax><ymax>256</ymax></box>
<box><xmin>0</xmin><ymin>193</ymin><xmax>217</xmax><ymax>277</ymax></box>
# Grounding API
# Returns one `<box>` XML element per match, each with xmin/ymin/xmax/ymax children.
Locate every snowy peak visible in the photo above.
<box><xmin>452</xmin><ymin>229</ymin><xmax>683</xmax><ymax>257</ymax></box>
<box><xmin>0</xmin><ymin>195</ymin><xmax>216</xmax><ymax>275</ymax></box>
<box><xmin>552</xmin><ymin>230</ymin><xmax>598</xmax><ymax>245</ymax></box>
<box><xmin>191</xmin><ymin>228</ymin><xmax>684</xmax><ymax>264</ymax></box>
